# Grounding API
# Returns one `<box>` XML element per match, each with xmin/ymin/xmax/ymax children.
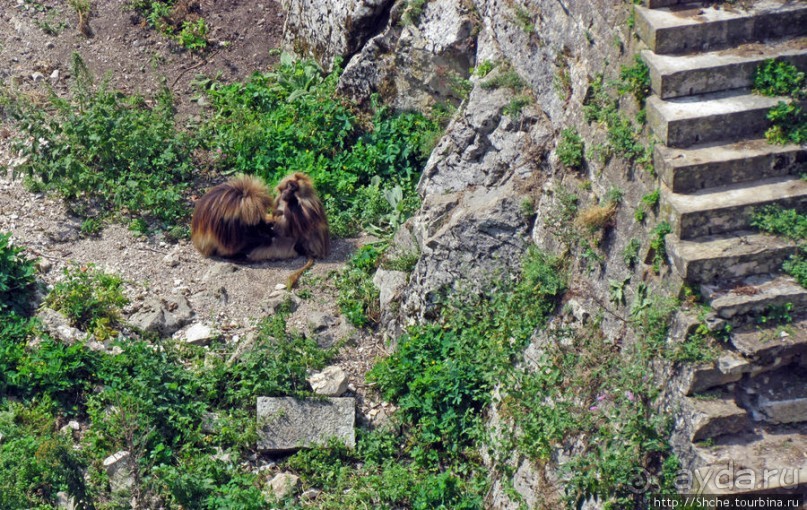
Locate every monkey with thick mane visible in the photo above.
<box><xmin>190</xmin><ymin>172</ymin><xmax>330</xmax><ymax>286</ymax></box>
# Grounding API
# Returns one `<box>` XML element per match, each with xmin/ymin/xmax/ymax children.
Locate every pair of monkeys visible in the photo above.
<box><xmin>190</xmin><ymin>172</ymin><xmax>329</xmax><ymax>286</ymax></box>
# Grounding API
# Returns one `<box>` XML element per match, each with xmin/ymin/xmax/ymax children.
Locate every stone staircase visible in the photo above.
<box><xmin>636</xmin><ymin>0</ymin><xmax>807</xmax><ymax>497</ymax></box>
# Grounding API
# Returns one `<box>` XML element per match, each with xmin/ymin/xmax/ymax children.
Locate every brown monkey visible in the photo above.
<box><xmin>246</xmin><ymin>172</ymin><xmax>330</xmax><ymax>286</ymax></box>
<box><xmin>191</xmin><ymin>174</ymin><xmax>279</xmax><ymax>258</ymax></box>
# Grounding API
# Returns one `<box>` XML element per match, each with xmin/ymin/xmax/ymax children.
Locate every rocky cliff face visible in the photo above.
<box><xmin>283</xmin><ymin>0</ymin><xmax>656</xmax><ymax>505</ymax></box>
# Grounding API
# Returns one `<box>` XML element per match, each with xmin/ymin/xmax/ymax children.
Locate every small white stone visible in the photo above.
<box><xmin>185</xmin><ymin>323</ymin><xmax>215</xmax><ymax>346</ymax></box>
<box><xmin>307</xmin><ymin>366</ymin><xmax>349</xmax><ymax>397</ymax></box>
<box><xmin>274</xmin><ymin>283</ymin><xmax>287</xmax><ymax>290</ymax></box>
<box><xmin>265</xmin><ymin>472</ymin><xmax>299</xmax><ymax>500</ymax></box>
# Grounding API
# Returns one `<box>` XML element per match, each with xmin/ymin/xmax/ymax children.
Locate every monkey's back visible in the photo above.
<box><xmin>191</xmin><ymin>175</ymin><xmax>274</xmax><ymax>257</ymax></box>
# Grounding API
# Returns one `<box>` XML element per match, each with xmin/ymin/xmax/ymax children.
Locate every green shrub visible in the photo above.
<box><xmin>650</xmin><ymin>221</ymin><xmax>673</xmax><ymax>273</ymax></box>
<box><xmin>0</xmin><ymin>232</ymin><xmax>37</xmax><ymax>317</ymax></box>
<box><xmin>45</xmin><ymin>264</ymin><xmax>127</xmax><ymax>337</ymax></box>
<box><xmin>557</xmin><ymin>128</ymin><xmax>585</xmax><ymax>169</ymax></box>
<box><xmin>203</xmin><ymin>54</ymin><xmax>437</xmax><ymax>237</ymax></box>
<box><xmin>752</xmin><ymin>206</ymin><xmax>807</xmax><ymax>287</ymax></box>
<box><xmin>336</xmin><ymin>244</ymin><xmax>383</xmax><ymax>327</ymax></box>
<box><xmin>618</xmin><ymin>54</ymin><xmax>651</xmax><ymax>103</ymax></box>
<box><xmin>0</xmin><ymin>400</ymin><xmax>89</xmax><ymax>509</ymax></box>
<box><xmin>583</xmin><ymin>74</ymin><xmax>654</xmax><ymax>174</ymax></box>
<box><xmin>368</xmin><ymin>247</ymin><xmax>566</xmax><ymax>466</ymax></box>
<box><xmin>177</xmin><ymin>18</ymin><xmax>208</xmax><ymax>50</ymax></box>
<box><xmin>753</xmin><ymin>59</ymin><xmax>806</xmax><ymax>98</ymax></box>
<box><xmin>765</xmin><ymin>101</ymin><xmax>807</xmax><ymax>145</ymax></box>
<box><xmin>783</xmin><ymin>250</ymin><xmax>807</xmax><ymax>287</ymax></box>
<box><xmin>623</xmin><ymin>238</ymin><xmax>642</xmax><ymax>268</ymax></box>
<box><xmin>751</xmin><ymin>205</ymin><xmax>807</xmax><ymax>241</ymax></box>
<box><xmin>129</xmin><ymin>0</ymin><xmax>210</xmax><ymax>50</ymax></box>
<box><xmin>9</xmin><ymin>54</ymin><xmax>197</xmax><ymax>230</ymax></box>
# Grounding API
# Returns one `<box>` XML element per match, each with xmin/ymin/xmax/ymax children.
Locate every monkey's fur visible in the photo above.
<box><xmin>191</xmin><ymin>173</ymin><xmax>330</xmax><ymax>287</ymax></box>
<box><xmin>247</xmin><ymin>172</ymin><xmax>330</xmax><ymax>261</ymax></box>
<box><xmin>191</xmin><ymin>175</ymin><xmax>277</xmax><ymax>258</ymax></box>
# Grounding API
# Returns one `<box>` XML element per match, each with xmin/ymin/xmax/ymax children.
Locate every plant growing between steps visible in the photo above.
<box><xmin>752</xmin><ymin>59</ymin><xmax>807</xmax><ymax>145</ymax></box>
<box><xmin>751</xmin><ymin>205</ymin><xmax>807</xmax><ymax>287</ymax></box>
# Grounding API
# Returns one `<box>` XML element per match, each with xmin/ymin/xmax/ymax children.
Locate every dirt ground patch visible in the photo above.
<box><xmin>0</xmin><ymin>0</ymin><xmax>391</xmax><ymax>420</ymax></box>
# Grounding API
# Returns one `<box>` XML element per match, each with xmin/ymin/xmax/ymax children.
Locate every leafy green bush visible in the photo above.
<box><xmin>336</xmin><ymin>244</ymin><xmax>383</xmax><ymax>327</ymax></box>
<box><xmin>0</xmin><ymin>401</ymin><xmax>89</xmax><ymax>509</ymax></box>
<box><xmin>751</xmin><ymin>205</ymin><xmax>807</xmax><ymax>241</ymax></box>
<box><xmin>752</xmin><ymin>206</ymin><xmax>807</xmax><ymax>287</ymax></box>
<box><xmin>557</xmin><ymin>128</ymin><xmax>585</xmax><ymax>169</ymax></box>
<box><xmin>623</xmin><ymin>238</ymin><xmax>642</xmax><ymax>268</ymax></box>
<box><xmin>583</xmin><ymin>74</ymin><xmax>654</xmax><ymax>173</ymax></box>
<box><xmin>9</xmin><ymin>54</ymin><xmax>197</xmax><ymax>230</ymax></box>
<box><xmin>44</xmin><ymin>264</ymin><xmax>128</xmax><ymax>337</ymax></box>
<box><xmin>753</xmin><ymin>59</ymin><xmax>806</xmax><ymax>98</ymax></box>
<box><xmin>0</xmin><ymin>232</ymin><xmax>37</xmax><ymax>317</ymax></box>
<box><xmin>129</xmin><ymin>0</ymin><xmax>210</xmax><ymax>50</ymax></box>
<box><xmin>783</xmin><ymin>250</ymin><xmax>807</xmax><ymax>287</ymax></box>
<box><xmin>203</xmin><ymin>54</ymin><xmax>438</xmax><ymax>237</ymax></box>
<box><xmin>765</xmin><ymin>101</ymin><xmax>807</xmax><ymax>145</ymax></box>
<box><xmin>650</xmin><ymin>221</ymin><xmax>673</xmax><ymax>273</ymax></box>
<box><xmin>618</xmin><ymin>54</ymin><xmax>651</xmax><ymax>103</ymax></box>
<box><xmin>368</xmin><ymin>247</ymin><xmax>566</xmax><ymax>466</ymax></box>
<box><xmin>177</xmin><ymin>18</ymin><xmax>208</xmax><ymax>51</ymax></box>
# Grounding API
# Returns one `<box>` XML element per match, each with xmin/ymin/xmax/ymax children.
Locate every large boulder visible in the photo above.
<box><xmin>281</xmin><ymin>0</ymin><xmax>395</xmax><ymax>69</ymax></box>
<box><xmin>257</xmin><ymin>397</ymin><xmax>356</xmax><ymax>451</ymax></box>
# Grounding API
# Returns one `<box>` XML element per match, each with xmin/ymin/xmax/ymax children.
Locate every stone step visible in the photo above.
<box><xmin>677</xmin><ymin>352</ymin><xmax>751</xmax><ymax>396</ymax></box>
<box><xmin>647</xmin><ymin>89</ymin><xmax>791</xmax><ymax>148</ymax></box>
<box><xmin>667</xmin><ymin>231</ymin><xmax>798</xmax><ymax>284</ymax></box>
<box><xmin>656</xmin><ymin>139</ymin><xmax>807</xmax><ymax>194</ymax></box>
<box><xmin>676</xmin><ymin>346</ymin><xmax>804</xmax><ymax>396</ymax></box>
<box><xmin>742</xmin><ymin>366</ymin><xmax>807</xmax><ymax>425</ymax></box>
<box><xmin>681</xmin><ymin>393</ymin><xmax>751</xmax><ymax>442</ymax></box>
<box><xmin>702</xmin><ymin>274</ymin><xmax>807</xmax><ymax>324</ymax></box>
<box><xmin>731</xmin><ymin>315</ymin><xmax>807</xmax><ymax>365</ymax></box>
<box><xmin>688</xmin><ymin>424</ymin><xmax>807</xmax><ymax>494</ymax></box>
<box><xmin>635</xmin><ymin>0</ymin><xmax>807</xmax><ymax>56</ymax></box>
<box><xmin>661</xmin><ymin>175</ymin><xmax>807</xmax><ymax>240</ymax></box>
<box><xmin>642</xmin><ymin>39</ymin><xmax>807</xmax><ymax>99</ymax></box>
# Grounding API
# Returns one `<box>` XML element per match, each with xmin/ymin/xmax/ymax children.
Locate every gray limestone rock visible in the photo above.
<box><xmin>185</xmin><ymin>323</ymin><xmax>216</xmax><ymax>346</ymax></box>
<box><xmin>128</xmin><ymin>295</ymin><xmax>193</xmax><ymax>336</ymax></box>
<box><xmin>36</xmin><ymin>307</ymin><xmax>87</xmax><ymax>344</ymax></box>
<box><xmin>103</xmin><ymin>450</ymin><xmax>133</xmax><ymax>494</ymax></box>
<box><xmin>257</xmin><ymin>397</ymin><xmax>355</xmax><ymax>451</ymax></box>
<box><xmin>307</xmin><ymin>366</ymin><xmax>349</xmax><ymax>397</ymax></box>
<box><xmin>337</xmin><ymin>0</ymin><xmax>477</xmax><ymax>109</ymax></box>
<box><xmin>282</xmin><ymin>0</ymin><xmax>394</xmax><ymax>69</ymax></box>
<box><xmin>264</xmin><ymin>472</ymin><xmax>300</xmax><ymax>501</ymax></box>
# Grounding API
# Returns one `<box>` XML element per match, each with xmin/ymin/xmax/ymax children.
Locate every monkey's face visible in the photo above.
<box><xmin>280</xmin><ymin>179</ymin><xmax>299</xmax><ymax>202</ymax></box>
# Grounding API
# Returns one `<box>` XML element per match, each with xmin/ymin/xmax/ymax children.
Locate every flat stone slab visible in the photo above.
<box><xmin>642</xmin><ymin>38</ymin><xmax>807</xmax><ymax>99</ymax></box>
<box><xmin>636</xmin><ymin>0</ymin><xmax>807</xmax><ymax>55</ymax></box>
<box><xmin>656</xmin><ymin>138</ymin><xmax>806</xmax><ymax>194</ymax></box>
<box><xmin>691</xmin><ymin>424</ymin><xmax>807</xmax><ymax>494</ymax></box>
<box><xmin>731</xmin><ymin>316</ymin><xmax>807</xmax><ymax>363</ymax></box>
<box><xmin>662</xmin><ymin>176</ymin><xmax>807</xmax><ymax>239</ymax></box>
<box><xmin>666</xmin><ymin>230</ymin><xmax>797</xmax><ymax>284</ymax></box>
<box><xmin>678</xmin><ymin>353</ymin><xmax>751</xmax><ymax>395</ymax></box>
<box><xmin>684</xmin><ymin>394</ymin><xmax>750</xmax><ymax>442</ymax></box>
<box><xmin>744</xmin><ymin>367</ymin><xmax>807</xmax><ymax>424</ymax></box>
<box><xmin>702</xmin><ymin>274</ymin><xmax>807</xmax><ymax>322</ymax></box>
<box><xmin>647</xmin><ymin>90</ymin><xmax>789</xmax><ymax>147</ymax></box>
<box><xmin>257</xmin><ymin>397</ymin><xmax>355</xmax><ymax>451</ymax></box>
